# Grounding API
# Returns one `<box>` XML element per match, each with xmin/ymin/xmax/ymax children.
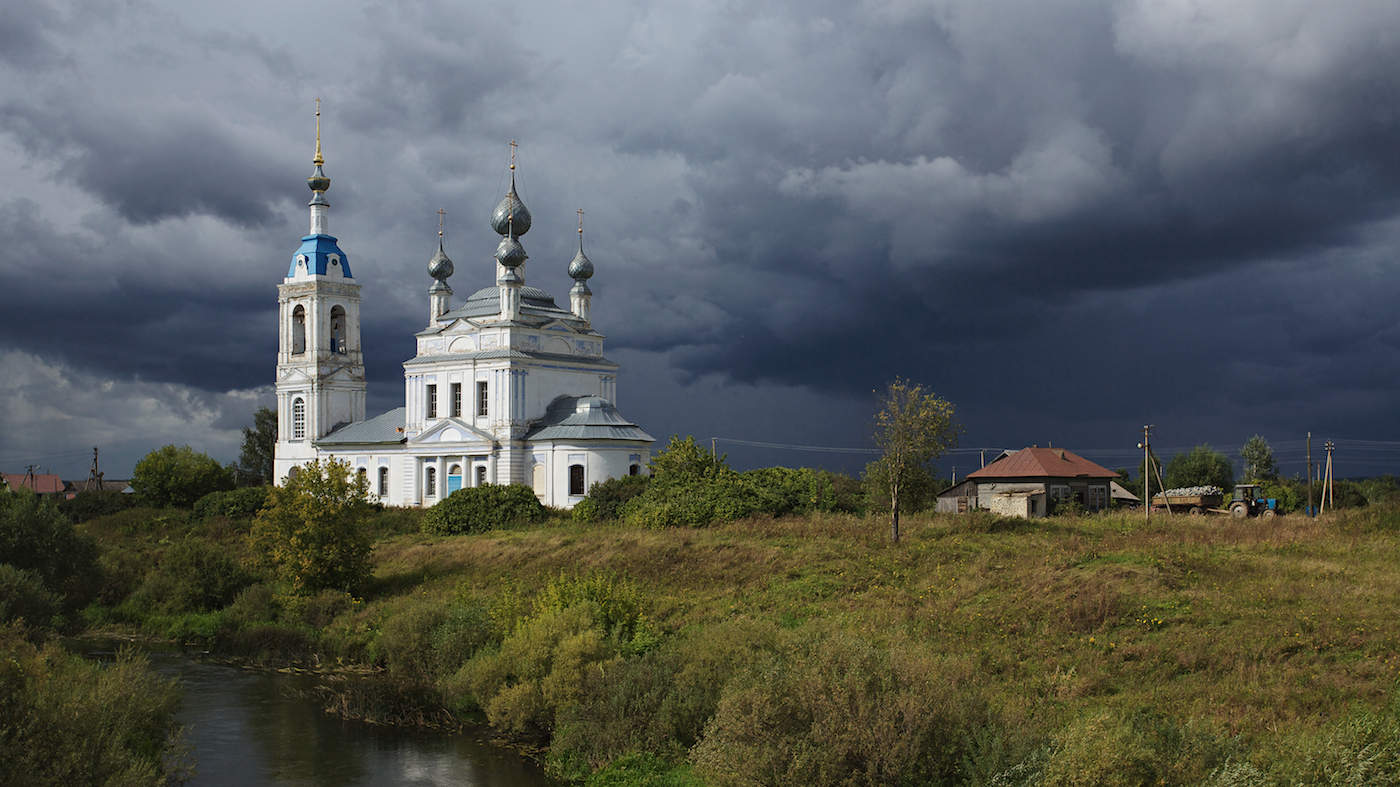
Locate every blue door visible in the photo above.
<box><xmin>447</xmin><ymin>464</ymin><xmax>463</xmax><ymax>494</ymax></box>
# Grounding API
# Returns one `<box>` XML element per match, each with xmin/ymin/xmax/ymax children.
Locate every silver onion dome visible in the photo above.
<box><xmin>490</xmin><ymin>183</ymin><xmax>532</xmax><ymax>237</ymax></box>
<box><xmin>495</xmin><ymin>235</ymin><xmax>527</xmax><ymax>268</ymax></box>
<box><xmin>306</xmin><ymin>163</ymin><xmax>331</xmax><ymax>193</ymax></box>
<box><xmin>568</xmin><ymin>247</ymin><xmax>593</xmax><ymax>281</ymax></box>
<box><xmin>428</xmin><ymin>240</ymin><xmax>454</xmax><ymax>281</ymax></box>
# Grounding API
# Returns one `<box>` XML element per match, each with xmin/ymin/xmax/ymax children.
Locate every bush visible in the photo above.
<box><xmin>132</xmin><ymin>537</ymin><xmax>253</xmax><ymax>613</ymax></box>
<box><xmin>690</xmin><ymin>629</ymin><xmax>990</xmax><ymax>786</ymax></box>
<box><xmin>0</xmin><ymin>491</ymin><xmax>98</xmax><ymax>608</ymax></box>
<box><xmin>57</xmin><ymin>490</ymin><xmax>137</xmax><ymax>523</ymax></box>
<box><xmin>574</xmin><ymin>475</ymin><xmax>651</xmax><ymax>523</ymax></box>
<box><xmin>421</xmin><ymin>484</ymin><xmax>545</xmax><ymax>536</ymax></box>
<box><xmin>131</xmin><ymin>444</ymin><xmax>235</xmax><ymax>508</ymax></box>
<box><xmin>250</xmin><ymin>459</ymin><xmax>373</xmax><ymax>595</ymax></box>
<box><xmin>1036</xmin><ymin>708</ymin><xmax>1232</xmax><ymax>786</ymax></box>
<box><xmin>740</xmin><ymin>467</ymin><xmax>857</xmax><ymax>516</ymax></box>
<box><xmin>193</xmin><ymin>486</ymin><xmax>270</xmax><ymax>521</ymax></box>
<box><xmin>0</xmin><ymin>564</ymin><xmax>59</xmax><ymax>632</ymax></box>
<box><xmin>0</xmin><ymin>625</ymin><xmax>186</xmax><ymax>784</ymax></box>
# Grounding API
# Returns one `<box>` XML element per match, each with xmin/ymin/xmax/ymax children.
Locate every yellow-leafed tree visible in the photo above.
<box><xmin>871</xmin><ymin>379</ymin><xmax>960</xmax><ymax>543</ymax></box>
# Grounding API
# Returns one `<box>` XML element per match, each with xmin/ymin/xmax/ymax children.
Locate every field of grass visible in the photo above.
<box><xmin>77</xmin><ymin>504</ymin><xmax>1400</xmax><ymax>784</ymax></box>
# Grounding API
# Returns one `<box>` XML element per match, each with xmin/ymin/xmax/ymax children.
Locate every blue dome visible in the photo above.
<box><xmin>289</xmin><ymin>234</ymin><xmax>352</xmax><ymax>277</ymax></box>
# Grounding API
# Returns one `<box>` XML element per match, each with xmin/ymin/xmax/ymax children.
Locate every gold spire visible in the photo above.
<box><xmin>313</xmin><ymin>98</ymin><xmax>324</xmax><ymax>166</ymax></box>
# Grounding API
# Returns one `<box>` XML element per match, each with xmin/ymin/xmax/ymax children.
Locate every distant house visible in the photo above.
<box><xmin>2</xmin><ymin>472</ymin><xmax>67</xmax><ymax>496</ymax></box>
<box><xmin>935</xmin><ymin>447</ymin><xmax>1119</xmax><ymax>518</ymax></box>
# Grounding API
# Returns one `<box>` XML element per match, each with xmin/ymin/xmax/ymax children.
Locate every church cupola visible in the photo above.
<box><xmin>492</xmin><ymin>141</ymin><xmax>529</xmax><ymax>321</ymax></box>
<box><xmin>289</xmin><ymin>100</ymin><xmax>351</xmax><ymax>281</ymax></box>
<box><xmin>568</xmin><ymin>208</ymin><xmax>594</xmax><ymax>323</ymax></box>
<box><xmin>428</xmin><ymin>209</ymin><xmax>454</xmax><ymax>324</ymax></box>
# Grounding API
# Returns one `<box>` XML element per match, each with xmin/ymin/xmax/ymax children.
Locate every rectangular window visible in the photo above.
<box><xmin>568</xmin><ymin>464</ymin><xmax>586</xmax><ymax>496</ymax></box>
<box><xmin>476</xmin><ymin>381</ymin><xmax>488</xmax><ymax>417</ymax></box>
<box><xmin>451</xmin><ymin>383</ymin><xmax>462</xmax><ymax>417</ymax></box>
<box><xmin>427</xmin><ymin>384</ymin><xmax>437</xmax><ymax>419</ymax></box>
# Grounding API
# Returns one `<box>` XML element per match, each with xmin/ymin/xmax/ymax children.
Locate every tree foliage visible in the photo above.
<box><xmin>1163</xmin><ymin>444</ymin><xmax>1234</xmax><ymax>492</ymax></box>
<box><xmin>871</xmin><ymin>379</ymin><xmax>960</xmax><ymax>542</ymax></box>
<box><xmin>250</xmin><ymin>459</ymin><xmax>372</xmax><ymax>595</ymax></box>
<box><xmin>1240</xmin><ymin>434</ymin><xmax>1278</xmax><ymax>482</ymax></box>
<box><xmin>0</xmin><ymin>491</ymin><xmax>97</xmax><ymax>608</ymax></box>
<box><xmin>131</xmin><ymin>444</ymin><xmax>235</xmax><ymax>508</ymax></box>
<box><xmin>238</xmin><ymin>406</ymin><xmax>278</xmax><ymax>485</ymax></box>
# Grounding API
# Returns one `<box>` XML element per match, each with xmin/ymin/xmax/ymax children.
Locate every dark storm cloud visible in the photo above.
<box><xmin>6</xmin><ymin>0</ymin><xmax>1400</xmax><ymax>477</ymax></box>
<box><xmin>0</xmin><ymin>101</ymin><xmax>290</xmax><ymax>227</ymax></box>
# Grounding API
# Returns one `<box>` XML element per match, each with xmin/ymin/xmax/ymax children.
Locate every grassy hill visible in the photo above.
<box><xmin>78</xmin><ymin>504</ymin><xmax>1400</xmax><ymax>785</ymax></box>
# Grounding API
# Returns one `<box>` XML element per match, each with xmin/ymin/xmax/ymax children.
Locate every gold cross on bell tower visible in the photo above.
<box><xmin>436</xmin><ymin>208</ymin><xmax>447</xmax><ymax>238</ymax></box>
<box><xmin>313</xmin><ymin>97</ymin><xmax>324</xmax><ymax>165</ymax></box>
<box><xmin>508</xmin><ymin>139</ymin><xmax>517</xmax><ymax>172</ymax></box>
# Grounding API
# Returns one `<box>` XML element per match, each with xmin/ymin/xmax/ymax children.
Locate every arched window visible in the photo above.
<box><xmin>292</xmin><ymin>397</ymin><xmax>306</xmax><ymax>440</ymax></box>
<box><xmin>330</xmin><ymin>306</ymin><xmax>347</xmax><ymax>354</ymax></box>
<box><xmin>476</xmin><ymin>466</ymin><xmax>488</xmax><ymax>487</ymax></box>
<box><xmin>287</xmin><ymin>466</ymin><xmax>301</xmax><ymax>481</ymax></box>
<box><xmin>629</xmin><ymin>464</ymin><xmax>640</xmax><ymax>477</ymax></box>
<box><xmin>425</xmin><ymin>466</ymin><xmax>437</xmax><ymax>498</ymax></box>
<box><xmin>357</xmin><ymin>467</ymin><xmax>368</xmax><ymax>489</ymax></box>
<box><xmin>568</xmin><ymin>464</ymin><xmax>585</xmax><ymax>496</ymax></box>
<box><xmin>291</xmin><ymin>305</ymin><xmax>306</xmax><ymax>355</ymax></box>
<box><xmin>378</xmin><ymin>466</ymin><xmax>390</xmax><ymax>497</ymax></box>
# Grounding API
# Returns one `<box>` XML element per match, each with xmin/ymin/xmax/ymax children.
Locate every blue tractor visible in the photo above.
<box><xmin>1229</xmin><ymin>484</ymin><xmax>1279</xmax><ymax>519</ymax></box>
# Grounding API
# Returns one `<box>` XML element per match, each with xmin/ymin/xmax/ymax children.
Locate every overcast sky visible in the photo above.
<box><xmin>4</xmin><ymin>0</ymin><xmax>1400</xmax><ymax>480</ymax></box>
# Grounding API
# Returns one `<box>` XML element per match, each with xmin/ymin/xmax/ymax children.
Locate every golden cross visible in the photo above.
<box><xmin>509</xmin><ymin>139</ymin><xmax>517</xmax><ymax>171</ymax></box>
<box><xmin>313</xmin><ymin>98</ymin><xmax>324</xmax><ymax>165</ymax></box>
<box><xmin>437</xmin><ymin>208</ymin><xmax>447</xmax><ymax>237</ymax></box>
<box><xmin>577</xmin><ymin>208</ymin><xmax>584</xmax><ymax>234</ymax></box>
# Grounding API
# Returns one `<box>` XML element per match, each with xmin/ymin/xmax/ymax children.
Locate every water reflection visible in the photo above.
<box><xmin>85</xmin><ymin>644</ymin><xmax>553</xmax><ymax>787</ymax></box>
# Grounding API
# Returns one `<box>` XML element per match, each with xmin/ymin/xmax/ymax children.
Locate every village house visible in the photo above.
<box><xmin>936</xmin><ymin>447</ymin><xmax>1120</xmax><ymax>518</ymax></box>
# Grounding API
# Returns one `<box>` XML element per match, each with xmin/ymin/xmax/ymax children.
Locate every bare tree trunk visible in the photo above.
<box><xmin>890</xmin><ymin>481</ymin><xmax>901</xmax><ymax>543</ymax></box>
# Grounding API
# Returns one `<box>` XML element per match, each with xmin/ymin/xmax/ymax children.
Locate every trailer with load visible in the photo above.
<box><xmin>1151</xmin><ymin>484</ymin><xmax>1280</xmax><ymax>518</ymax></box>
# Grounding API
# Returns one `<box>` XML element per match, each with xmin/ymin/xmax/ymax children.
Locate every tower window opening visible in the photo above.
<box><xmin>451</xmin><ymin>383</ymin><xmax>462</xmax><ymax>417</ymax></box>
<box><xmin>476</xmin><ymin>466</ymin><xmax>487</xmax><ymax>487</ymax></box>
<box><xmin>291</xmin><ymin>305</ymin><xmax>306</xmax><ymax>355</ymax></box>
<box><xmin>568</xmin><ymin>464</ymin><xmax>585</xmax><ymax>496</ymax></box>
<box><xmin>330</xmin><ymin>306</ymin><xmax>347</xmax><ymax>354</ymax></box>
<box><xmin>476</xmin><ymin>381</ymin><xmax>488</xmax><ymax>417</ymax></box>
<box><xmin>427</xmin><ymin>384</ymin><xmax>438</xmax><ymax>419</ymax></box>
<box><xmin>292</xmin><ymin>397</ymin><xmax>306</xmax><ymax>440</ymax></box>
<box><xmin>629</xmin><ymin>464</ymin><xmax>640</xmax><ymax>477</ymax></box>
<box><xmin>378</xmin><ymin>466</ymin><xmax>389</xmax><ymax>497</ymax></box>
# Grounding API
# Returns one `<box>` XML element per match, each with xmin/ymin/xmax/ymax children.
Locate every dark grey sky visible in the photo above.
<box><xmin>4</xmin><ymin>0</ymin><xmax>1400</xmax><ymax>480</ymax></box>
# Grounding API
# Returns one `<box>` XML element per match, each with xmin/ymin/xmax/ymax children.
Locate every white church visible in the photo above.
<box><xmin>272</xmin><ymin>118</ymin><xmax>653</xmax><ymax>508</ymax></box>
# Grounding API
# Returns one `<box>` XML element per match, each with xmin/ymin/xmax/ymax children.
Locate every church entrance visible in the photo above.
<box><xmin>447</xmin><ymin>464</ymin><xmax>463</xmax><ymax>494</ymax></box>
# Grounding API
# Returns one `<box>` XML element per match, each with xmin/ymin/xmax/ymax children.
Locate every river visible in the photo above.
<box><xmin>83</xmin><ymin>643</ymin><xmax>555</xmax><ymax>786</ymax></box>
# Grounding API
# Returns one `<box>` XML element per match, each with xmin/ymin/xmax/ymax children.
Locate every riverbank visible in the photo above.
<box><xmin>68</xmin><ymin>501</ymin><xmax>1400</xmax><ymax>784</ymax></box>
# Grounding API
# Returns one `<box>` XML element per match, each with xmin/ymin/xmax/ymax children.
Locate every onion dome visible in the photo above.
<box><xmin>489</xmin><ymin>179</ymin><xmax>532</xmax><ymax>237</ymax></box>
<box><xmin>307</xmin><ymin>163</ymin><xmax>331</xmax><ymax>194</ymax></box>
<box><xmin>568</xmin><ymin>246</ymin><xmax>593</xmax><ymax>281</ymax></box>
<box><xmin>495</xmin><ymin>235</ymin><xmax>527</xmax><ymax>268</ymax></box>
<box><xmin>428</xmin><ymin>239</ymin><xmax>454</xmax><ymax>281</ymax></box>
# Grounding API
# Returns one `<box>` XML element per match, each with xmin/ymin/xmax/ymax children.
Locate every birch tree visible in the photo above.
<box><xmin>872</xmin><ymin>379</ymin><xmax>960</xmax><ymax>543</ymax></box>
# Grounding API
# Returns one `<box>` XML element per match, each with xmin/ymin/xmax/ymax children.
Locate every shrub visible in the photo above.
<box><xmin>0</xmin><ymin>564</ymin><xmax>59</xmax><ymax>632</ymax></box>
<box><xmin>1037</xmin><ymin>708</ymin><xmax>1232</xmax><ymax>786</ymax></box>
<box><xmin>532</xmin><ymin>571</ymin><xmax>655</xmax><ymax>648</ymax></box>
<box><xmin>131</xmin><ymin>444</ymin><xmax>235</xmax><ymax>508</ymax></box>
<box><xmin>132</xmin><ymin>537</ymin><xmax>253</xmax><ymax>613</ymax></box>
<box><xmin>250</xmin><ymin>459</ymin><xmax>373</xmax><ymax>595</ymax></box>
<box><xmin>690</xmin><ymin>629</ymin><xmax>989</xmax><ymax>786</ymax></box>
<box><xmin>431</xmin><ymin>602</ymin><xmax>495</xmax><ymax>677</ymax></box>
<box><xmin>193</xmin><ymin>486</ymin><xmax>270</xmax><ymax>521</ymax></box>
<box><xmin>57</xmin><ymin>490</ymin><xmax>137</xmax><ymax>523</ymax></box>
<box><xmin>574</xmin><ymin>475</ymin><xmax>651</xmax><ymax>523</ymax></box>
<box><xmin>375</xmin><ymin>603</ymin><xmax>448</xmax><ymax>683</ymax></box>
<box><xmin>420</xmin><ymin>484</ymin><xmax>545</xmax><ymax>536</ymax></box>
<box><xmin>740</xmin><ymin>466</ymin><xmax>854</xmax><ymax>516</ymax></box>
<box><xmin>0</xmin><ymin>491</ymin><xmax>98</xmax><ymax>607</ymax></box>
<box><xmin>0</xmin><ymin>625</ymin><xmax>186</xmax><ymax>784</ymax></box>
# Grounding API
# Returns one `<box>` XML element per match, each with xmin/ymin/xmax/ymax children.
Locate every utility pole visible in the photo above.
<box><xmin>1140</xmin><ymin>425</ymin><xmax>1153</xmax><ymax>523</ymax></box>
<box><xmin>711</xmin><ymin>437</ymin><xmax>717</xmax><ymax>459</ymax></box>
<box><xmin>1306</xmin><ymin>432</ymin><xmax>1313</xmax><ymax>517</ymax></box>
<box><xmin>980</xmin><ymin>449</ymin><xmax>985</xmax><ymax>468</ymax></box>
<box><xmin>86</xmin><ymin>447</ymin><xmax>102</xmax><ymax>492</ymax></box>
<box><xmin>1321</xmin><ymin>440</ymin><xmax>1335</xmax><ymax>513</ymax></box>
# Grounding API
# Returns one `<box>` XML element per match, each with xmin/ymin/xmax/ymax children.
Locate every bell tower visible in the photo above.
<box><xmin>274</xmin><ymin>102</ymin><xmax>366</xmax><ymax>481</ymax></box>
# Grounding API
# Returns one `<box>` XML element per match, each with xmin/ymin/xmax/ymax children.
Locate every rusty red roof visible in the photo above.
<box><xmin>2</xmin><ymin>472</ymin><xmax>68</xmax><ymax>494</ymax></box>
<box><xmin>965</xmin><ymin>447</ymin><xmax>1118</xmax><ymax>480</ymax></box>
